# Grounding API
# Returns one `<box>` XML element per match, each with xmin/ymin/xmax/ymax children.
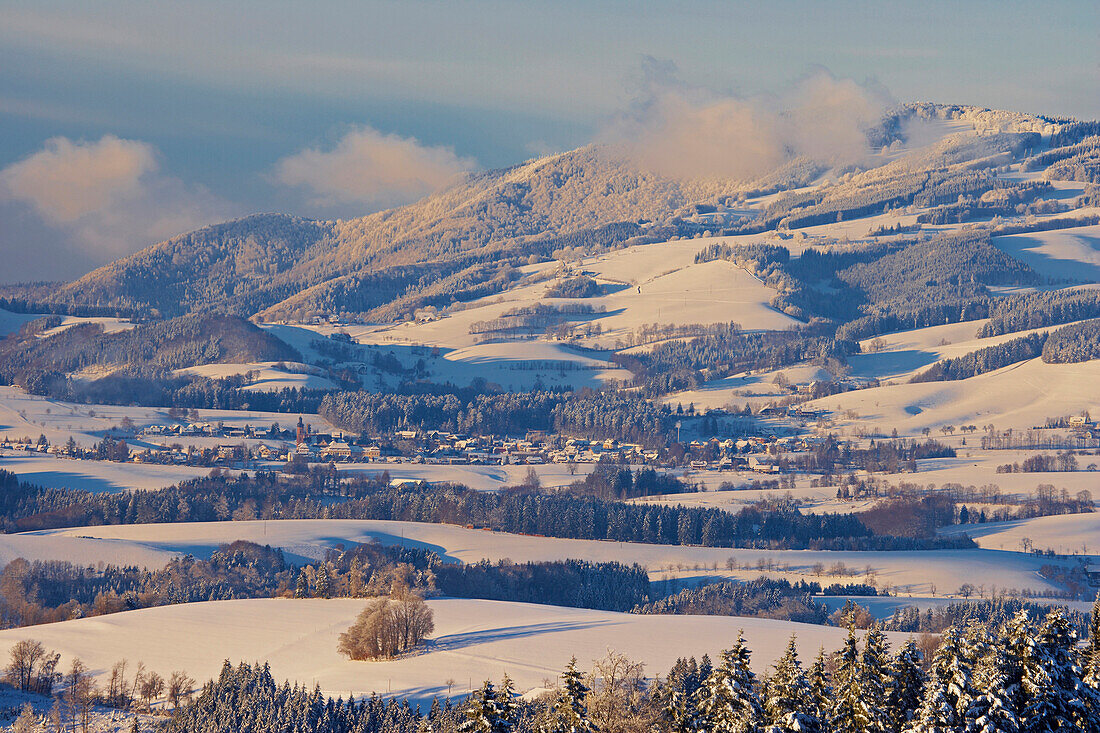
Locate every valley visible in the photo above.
<box><xmin>1</xmin><ymin>100</ymin><xmax>1098</xmax><ymax>730</ymax></box>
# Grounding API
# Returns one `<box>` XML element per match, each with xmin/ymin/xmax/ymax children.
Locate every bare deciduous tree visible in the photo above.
<box><xmin>167</xmin><ymin>670</ymin><xmax>196</xmax><ymax>709</ymax></box>
<box><xmin>338</xmin><ymin>591</ymin><xmax>434</xmax><ymax>660</ymax></box>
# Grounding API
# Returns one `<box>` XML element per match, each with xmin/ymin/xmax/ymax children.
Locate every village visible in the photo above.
<box><xmin>0</xmin><ymin>413</ymin><xmax>824</xmax><ymax>475</ymax></box>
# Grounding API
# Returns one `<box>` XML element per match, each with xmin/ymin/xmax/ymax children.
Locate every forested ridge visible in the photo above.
<box><xmin>0</xmin><ymin>470</ymin><xmax>974</xmax><ymax>551</ymax></box>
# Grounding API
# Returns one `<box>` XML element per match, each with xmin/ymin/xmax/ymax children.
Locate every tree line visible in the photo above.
<box><xmin>320</xmin><ymin>389</ymin><xmax>674</xmax><ymax>444</ymax></box>
<box><xmin>911</xmin><ymin>332</ymin><xmax>1047</xmax><ymax>382</ymax></box>
<box><xmin>0</xmin><ymin>469</ymin><xmax>976</xmax><ymax>552</ymax></box>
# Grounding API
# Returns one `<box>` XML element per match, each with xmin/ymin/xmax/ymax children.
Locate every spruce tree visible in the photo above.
<box><xmin>542</xmin><ymin>657</ymin><xmax>596</xmax><ymax>733</ymax></box>
<box><xmin>807</xmin><ymin>647</ymin><xmax>832</xmax><ymax>725</ymax></box>
<box><xmin>459</xmin><ymin>680</ymin><xmax>506</xmax><ymax>733</ymax></box>
<box><xmin>315</xmin><ymin>562</ymin><xmax>332</xmax><ymax>599</ymax></box>
<box><xmin>1000</xmin><ymin>610</ymin><xmax>1033</xmax><ymax>718</ymax></box>
<box><xmin>965</xmin><ymin>646</ymin><xmax>1019</xmax><ymax>733</ymax></box>
<box><xmin>764</xmin><ymin>635</ymin><xmax>820</xmax><ymax>733</ymax></box>
<box><xmin>665</xmin><ymin>658</ymin><xmax>701</xmax><ymax>733</ymax></box>
<box><xmin>829</xmin><ymin>624</ymin><xmax>878</xmax><ymax>733</ymax></box>
<box><xmin>1020</xmin><ymin>607</ymin><xmax>1093</xmax><ymax>731</ymax></box>
<box><xmin>909</xmin><ymin>625</ymin><xmax>971</xmax><ymax>733</ymax></box>
<box><xmin>909</xmin><ymin>667</ymin><xmax>959</xmax><ymax>733</ymax></box>
<box><xmin>498</xmin><ymin>673</ymin><xmax>519</xmax><ymax>733</ymax></box>
<box><xmin>295</xmin><ymin>568</ymin><xmax>310</xmax><ymax>598</ymax></box>
<box><xmin>860</xmin><ymin>626</ymin><xmax>890</xmax><ymax>733</ymax></box>
<box><xmin>1084</xmin><ymin>593</ymin><xmax>1100</xmax><ymax>691</ymax></box>
<box><xmin>884</xmin><ymin>638</ymin><xmax>924</xmax><ymax>733</ymax></box>
<box><xmin>697</xmin><ymin>632</ymin><xmax>763</xmax><ymax>733</ymax></box>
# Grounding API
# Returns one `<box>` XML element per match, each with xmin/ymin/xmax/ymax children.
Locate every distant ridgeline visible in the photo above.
<box><xmin>20</xmin><ymin>105</ymin><xmax>1094</xmax><ymax>327</ymax></box>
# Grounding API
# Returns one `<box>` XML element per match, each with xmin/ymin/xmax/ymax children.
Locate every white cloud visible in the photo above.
<box><xmin>0</xmin><ymin>135</ymin><xmax>236</xmax><ymax>267</ymax></box>
<box><xmin>0</xmin><ymin>135</ymin><xmax>156</xmax><ymax>223</ymax></box>
<box><xmin>274</xmin><ymin>126</ymin><xmax>477</xmax><ymax>211</ymax></box>
<box><xmin>604</xmin><ymin>63</ymin><xmax>893</xmax><ymax>181</ymax></box>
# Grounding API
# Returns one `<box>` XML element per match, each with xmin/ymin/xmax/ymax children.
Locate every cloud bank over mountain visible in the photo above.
<box><xmin>0</xmin><ymin>135</ymin><xmax>236</xmax><ymax>279</ymax></box>
<box><xmin>273</xmin><ymin>126</ymin><xmax>478</xmax><ymax>214</ymax></box>
<box><xmin>604</xmin><ymin>62</ymin><xmax>893</xmax><ymax>181</ymax></box>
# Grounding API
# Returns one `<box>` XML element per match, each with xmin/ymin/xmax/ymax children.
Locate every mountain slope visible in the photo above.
<box><xmin>50</xmin><ymin>214</ymin><xmax>337</xmax><ymax>318</ymax></box>
<box><xmin>42</xmin><ymin>105</ymin><xmax>1086</xmax><ymax>324</ymax></box>
<box><xmin>48</xmin><ymin>147</ymin><xmax>739</xmax><ymax>321</ymax></box>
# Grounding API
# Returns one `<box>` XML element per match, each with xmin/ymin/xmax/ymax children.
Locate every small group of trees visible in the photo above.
<box><xmin>338</xmin><ymin>589</ymin><xmax>435</xmax><ymax>660</ymax></box>
<box><xmin>997</xmin><ymin>452</ymin><xmax>1083</xmax><ymax>473</ymax></box>
<box><xmin>4</xmin><ymin>640</ymin><xmax>195</xmax><ymax>731</ymax></box>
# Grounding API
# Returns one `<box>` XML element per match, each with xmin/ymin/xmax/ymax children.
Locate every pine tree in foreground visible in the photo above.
<box><xmin>830</xmin><ymin>623</ymin><xmax>879</xmax><ymax>733</ymax></box>
<box><xmin>460</xmin><ymin>679</ymin><xmax>507</xmax><ymax>733</ymax></box>
<box><xmin>1082</xmin><ymin>594</ymin><xmax>1100</xmax><ymax>694</ymax></box>
<box><xmin>542</xmin><ymin>657</ymin><xmax>597</xmax><ymax>733</ymax></box>
<box><xmin>763</xmin><ymin>635</ymin><xmax>820</xmax><ymax>733</ymax></box>
<box><xmin>806</xmin><ymin>647</ymin><xmax>832</xmax><ymax>725</ymax></box>
<box><xmin>697</xmin><ymin>631</ymin><xmax>763</xmax><ymax>733</ymax></box>
<box><xmin>884</xmin><ymin>638</ymin><xmax>924</xmax><ymax>733</ymax></box>
<box><xmin>965</xmin><ymin>645</ymin><xmax>1019</xmax><ymax>733</ymax></box>
<box><xmin>664</xmin><ymin>657</ymin><xmax>703</xmax><ymax>733</ymax></box>
<box><xmin>860</xmin><ymin>626</ymin><xmax>891</xmax><ymax>733</ymax></box>
<box><xmin>1020</xmin><ymin>607</ymin><xmax>1093</xmax><ymax>731</ymax></box>
<box><xmin>498</xmin><ymin>672</ymin><xmax>519</xmax><ymax>733</ymax></box>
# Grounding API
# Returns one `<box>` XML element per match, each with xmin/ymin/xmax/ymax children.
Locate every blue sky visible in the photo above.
<box><xmin>1</xmin><ymin>0</ymin><xmax>1098</xmax><ymax>280</ymax></box>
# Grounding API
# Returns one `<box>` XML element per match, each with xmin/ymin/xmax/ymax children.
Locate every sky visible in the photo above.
<box><xmin>1</xmin><ymin>0</ymin><xmax>1098</xmax><ymax>282</ymax></box>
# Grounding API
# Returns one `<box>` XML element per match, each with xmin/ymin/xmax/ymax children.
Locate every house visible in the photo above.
<box><xmin>255</xmin><ymin>444</ymin><xmax>280</xmax><ymax>460</ymax></box>
<box><xmin>324</xmin><ymin>441</ymin><xmax>355</xmax><ymax>459</ymax></box>
<box><xmin>748</xmin><ymin>455</ymin><xmax>780</xmax><ymax>473</ymax></box>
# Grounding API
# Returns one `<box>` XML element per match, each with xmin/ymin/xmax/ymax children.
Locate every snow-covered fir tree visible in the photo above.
<box><xmin>696</xmin><ymin>632</ymin><xmax>763</xmax><ymax>733</ymax></box>
<box><xmin>542</xmin><ymin>657</ymin><xmax>597</xmax><ymax>733</ymax></box>
<box><xmin>884</xmin><ymin>638</ymin><xmax>924</xmax><ymax>733</ymax></box>
<box><xmin>860</xmin><ymin>626</ymin><xmax>891</xmax><ymax>733</ymax></box>
<box><xmin>830</xmin><ymin>623</ymin><xmax>879</xmax><ymax>733</ymax></box>
<box><xmin>965</xmin><ymin>645</ymin><xmax>1020</xmax><ymax>733</ymax></box>
<box><xmin>295</xmin><ymin>567</ymin><xmax>310</xmax><ymax>598</ymax></box>
<box><xmin>664</xmin><ymin>657</ymin><xmax>704</xmax><ymax>733</ymax></box>
<box><xmin>1083</xmin><ymin>594</ymin><xmax>1100</xmax><ymax>691</ymax></box>
<box><xmin>460</xmin><ymin>679</ymin><xmax>511</xmax><ymax>733</ymax></box>
<box><xmin>806</xmin><ymin>647</ymin><xmax>832</xmax><ymax>725</ymax></box>
<box><xmin>499</xmin><ymin>673</ymin><xmax>519</xmax><ymax>733</ymax></box>
<box><xmin>1020</xmin><ymin>607</ymin><xmax>1094</xmax><ymax>731</ymax></box>
<box><xmin>315</xmin><ymin>562</ymin><xmax>332</xmax><ymax>599</ymax></box>
<box><xmin>763</xmin><ymin>635</ymin><xmax>820</xmax><ymax>733</ymax></box>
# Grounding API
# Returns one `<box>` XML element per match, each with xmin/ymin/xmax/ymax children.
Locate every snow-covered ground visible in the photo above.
<box><xmin>938</xmin><ymin>512</ymin><xmax>1100</xmax><ymax>556</ymax></box>
<box><xmin>992</xmin><ymin>223</ymin><xmax>1100</xmax><ymax>283</ymax></box>
<box><xmin>176</xmin><ymin>361</ymin><xmax>339</xmax><ymax>391</ymax></box>
<box><xmin>806</xmin><ymin>357</ymin><xmax>1100</xmax><ymax>434</ymax></box>
<box><xmin>0</xmin><ymin>385</ymin><xmax>336</xmax><ymax>446</ymax></box>
<box><xmin>848</xmin><ymin>320</ymin><xmax>1090</xmax><ymax>383</ymax></box>
<box><xmin>0</xmin><ymin>453</ymin><xmax>215</xmax><ymax>493</ymax></box>
<box><xmin>23</xmin><ymin>519</ymin><xmax>1064</xmax><ymax>596</ymax></box>
<box><xmin>0</xmin><ymin>598</ymin><xmax>912</xmax><ymax>707</ymax></box>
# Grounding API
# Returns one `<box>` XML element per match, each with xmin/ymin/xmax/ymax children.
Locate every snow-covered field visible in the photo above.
<box><xmin>938</xmin><ymin>512</ymin><xmax>1100</xmax><ymax>556</ymax></box>
<box><xmin>0</xmin><ymin>453</ymin><xmax>215</xmax><ymax>493</ymax></box>
<box><xmin>23</xmin><ymin>519</ymin><xmax>1063</xmax><ymax>596</ymax></box>
<box><xmin>848</xmin><ymin>320</ymin><xmax>1089</xmax><ymax>383</ymax></box>
<box><xmin>806</xmin><ymin>357</ymin><xmax>1100</xmax><ymax>433</ymax></box>
<box><xmin>0</xmin><ymin>598</ymin><xmax>912</xmax><ymax>706</ymax></box>
<box><xmin>992</xmin><ymin>223</ymin><xmax>1100</xmax><ymax>282</ymax></box>
<box><xmin>177</xmin><ymin>361</ymin><xmax>339</xmax><ymax>391</ymax></box>
<box><xmin>0</xmin><ymin>309</ymin><xmax>36</xmax><ymax>337</ymax></box>
<box><xmin>0</xmin><ymin>385</ymin><xmax>337</xmax><ymax>446</ymax></box>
